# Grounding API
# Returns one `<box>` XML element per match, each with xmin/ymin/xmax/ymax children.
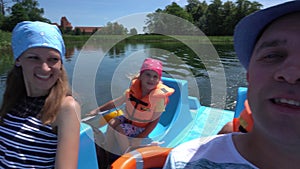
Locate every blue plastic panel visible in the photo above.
<box><xmin>234</xmin><ymin>87</ymin><xmax>248</xmax><ymax>118</ymax></box>
<box><xmin>78</xmin><ymin>123</ymin><xmax>98</xmax><ymax>169</ymax></box>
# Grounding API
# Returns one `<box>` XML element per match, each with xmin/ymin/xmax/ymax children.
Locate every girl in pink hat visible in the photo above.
<box><xmin>87</xmin><ymin>58</ymin><xmax>174</xmax><ymax>159</ymax></box>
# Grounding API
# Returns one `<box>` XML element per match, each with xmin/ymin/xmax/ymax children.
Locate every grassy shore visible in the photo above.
<box><xmin>0</xmin><ymin>32</ymin><xmax>233</xmax><ymax>49</ymax></box>
<box><xmin>0</xmin><ymin>30</ymin><xmax>11</xmax><ymax>49</ymax></box>
<box><xmin>64</xmin><ymin>34</ymin><xmax>233</xmax><ymax>44</ymax></box>
<box><xmin>127</xmin><ymin>34</ymin><xmax>233</xmax><ymax>43</ymax></box>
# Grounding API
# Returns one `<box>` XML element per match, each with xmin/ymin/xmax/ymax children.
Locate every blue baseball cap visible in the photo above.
<box><xmin>234</xmin><ymin>1</ymin><xmax>300</xmax><ymax>69</ymax></box>
<box><xmin>12</xmin><ymin>21</ymin><xmax>65</xmax><ymax>62</ymax></box>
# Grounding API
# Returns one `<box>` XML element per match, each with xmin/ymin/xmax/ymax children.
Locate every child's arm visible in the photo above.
<box><xmin>130</xmin><ymin>117</ymin><xmax>161</xmax><ymax>148</ymax></box>
<box><xmin>86</xmin><ymin>95</ymin><xmax>126</xmax><ymax>116</ymax></box>
<box><xmin>136</xmin><ymin>117</ymin><xmax>161</xmax><ymax>138</ymax></box>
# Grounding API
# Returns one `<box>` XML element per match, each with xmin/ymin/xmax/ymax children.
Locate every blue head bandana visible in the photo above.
<box><xmin>12</xmin><ymin>21</ymin><xmax>66</xmax><ymax>62</ymax></box>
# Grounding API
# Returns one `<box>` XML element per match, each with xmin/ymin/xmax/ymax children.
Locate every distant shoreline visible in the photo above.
<box><xmin>0</xmin><ymin>31</ymin><xmax>233</xmax><ymax>49</ymax></box>
<box><xmin>63</xmin><ymin>34</ymin><xmax>233</xmax><ymax>45</ymax></box>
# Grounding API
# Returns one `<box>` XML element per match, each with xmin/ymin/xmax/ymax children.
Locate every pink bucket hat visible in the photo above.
<box><xmin>140</xmin><ymin>58</ymin><xmax>163</xmax><ymax>77</ymax></box>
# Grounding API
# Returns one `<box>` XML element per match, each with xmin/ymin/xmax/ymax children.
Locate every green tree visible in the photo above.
<box><xmin>98</xmin><ymin>22</ymin><xmax>128</xmax><ymax>35</ymax></box>
<box><xmin>234</xmin><ymin>0</ymin><xmax>262</xmax><ymax>23</ymax></box>
<box><xmin>129</xmin><ymin>28</ymin><xmax>138</xmax><ymax>35</ymax></box>
<box><xmin>0</xmin><ymin>12</ymin><xmax>5</xmax><ymax>27</ymax></box>
<box><xmin>165</xmin><ymin>2</ymin><xmax>193</xmax><ymax>22</ymax></box>
<box><xmin>189</xmin><ymin>1</ymin><xmax>208</xmax><ymax>33</ymax></box>
<box><xmin>144</xmin><ymin>2</ymin><xmax>196</xmax><ymax>35</ymax></box>
<box><xmin>1</xmin><ymin>0</ymin><xmax>49</xmax><ymax>31</ymax></box>
<box><xmin>63</xmin><ymin>26</ymin><xmax>72</xmax><ymax>34</ymax></box>
<box><xmin>220</xmin><ymin>1</ymin><xmax>236</xmax><ymax>35</ymax></box>
<box><xmin>186</xmin><ymin>0</ymin><xmax>202</xmax><ymax>24</ymax></box>
<box><xmin>205</xmin><ymin>0</ymin><xmax>224</xmax><ymax>35</ymax></box>
<box><xmin>74</xmin><ymin>27</ymin><xmax>81</xmax><ymax>35</ymax></box>
<box><xmin>112</xmin><ymin>22</ymin><xmax>127</xmax><ymax>35</ymax></box>
<box><xmin>0</xmin><ymin>0</ymin><xmax>12</xmax><ymax>16</ymax></box>
<box><xmin>0</xmin><ymin>0</ymin><xmax>5</xmax><ymax>15</ymax></box>
<box><xmin>145</xmin><ymin>0</ymin><xmax>262</xmax><ymax>36</ymax></box>
<box><xmin>144</xmin><ymin>9</ymin><xmax>162</xmax><ymax>34</ymax></box>
<box><xmin>1</xmin><ymin>3</ymin><xmax>28</xmax><ymax>31</ymax></box>
<box><xmin>189</xmin><ymin>0</ymin><xmax>261</xmax><ymax>35</ymax></box>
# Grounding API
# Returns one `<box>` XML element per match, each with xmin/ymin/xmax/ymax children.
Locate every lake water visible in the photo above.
<box><xmin>0</xmin><ymin>39</ymin><xmax>247</xmax><ymax>115</ymax></box>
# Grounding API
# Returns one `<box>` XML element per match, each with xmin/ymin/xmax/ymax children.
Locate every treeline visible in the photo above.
<box><xmin>0</xmin><ymin>0</ymin><xmax>262</xmax><ymax>36</ymax></box>
<box><xmin>88</xmin><ymin>22</ymin><xmax>138</xmax><ymax>36</ymax></box>
<box><xmin>0</xmin><ymin>0</ymin><xmax>138</xmax><ymax>35</ymax></box>
<box><xmin>144</xmin><ymin>0</ymin><xmax>262</xmax><ymax>36</ymax></box>
<box><xmin>67</xmin><ymin>22</ymin><xmax>137</xmax><ymax>36</ymax></box>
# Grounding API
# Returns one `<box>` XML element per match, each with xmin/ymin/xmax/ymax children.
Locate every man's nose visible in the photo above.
<box><xmin>274</xmin><ymin>63</ymin><xmax>300</xmax><ymax>84</ymax></box>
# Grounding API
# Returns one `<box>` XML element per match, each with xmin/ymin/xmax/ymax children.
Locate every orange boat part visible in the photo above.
<box><xmin>111</xmin><ymin>146</ymin><xmax>172</xmax><ymax>169</ymax></box>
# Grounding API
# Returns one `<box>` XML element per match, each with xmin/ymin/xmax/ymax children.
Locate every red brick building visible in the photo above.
<box><xmin>53</xmin><ymin>16</ymin><xmax>102</xmax><ymax>34</ymax></box>
<box><xmin>60</xmin><ymin>16</ymin><xmax>73</xmax><ymax>30</ymax></box>
<box><xmin>74</xmin><ymin>26</ymin><xmax>101</xmax><ymax>34</ymax></box>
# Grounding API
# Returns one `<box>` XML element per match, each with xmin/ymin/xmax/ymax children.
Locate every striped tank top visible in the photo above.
<box><xmin>0</xmin><ymin>96</ymin><xmax>58</xmax><ymax>169</ymax></box>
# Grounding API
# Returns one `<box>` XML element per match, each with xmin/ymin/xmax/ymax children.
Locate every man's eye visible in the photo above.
<box><xmin>260</xmin><ymin>53</ymin><xmax>283</xmax><ymax>62</ymax></box>
<box><xmin>49</xmin><ymin>57</ymin><xmax>59</xmax><ymax>62</ymax></box>
<box><xmin>27</xmin><ymin>56</ymin><xmax>39</xmax><ymax>60</ymax></box>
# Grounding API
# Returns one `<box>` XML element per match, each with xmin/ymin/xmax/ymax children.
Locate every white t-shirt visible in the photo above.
<box><xmin>163</xmin><ymin>133</ymin><xmax>258</xmax><ymax>169</ymax></box>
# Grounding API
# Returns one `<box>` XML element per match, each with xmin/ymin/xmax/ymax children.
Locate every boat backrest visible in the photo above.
<box><xmin>78</xmin><ymin>123</ymin><xmax>98</xmax><ymax>169</ymax></box>
<box><xmin>159</xmin><ymin>77</ymin><xmax>182</xmax><ymax>127</ymax></box>
<box><xmin>234</xmin><ymin>87</ymin><xmax>248</xmax><ymax>118</ymax></box>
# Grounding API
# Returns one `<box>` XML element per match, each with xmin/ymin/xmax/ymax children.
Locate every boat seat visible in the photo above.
<box><xmin>159</xmin><ymin>77</ymin><xmax>181</xmax><ymax>126</ymax></box>
<box><xmin>148</xmin><ymin>77</ymin><xmax>182</xmax><ymax>138</ymax></box>
<box><xmin>97</xmin><ymin>77</ymin><xmax>182</xmax><ymax>138</ymax></box>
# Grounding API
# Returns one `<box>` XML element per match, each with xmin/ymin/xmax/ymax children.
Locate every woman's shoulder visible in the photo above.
<box><xmin>61</xmin><ymin>96</ymin><xmax>80</xmax><ymax>114</ymax></box>
<box><xmin>62</xmin><ymin>95</ymin><xmax>78</xmax><ymax>104</ymax></box>
<box><xmin>53</xmin><ymin>96</ymin><xmax>81</xmax><ymax>126</ymax></box>
<box><xmin>59</xmin><ymin>95</ymin><xmax>77</xmax><ymax>107</ymax></box>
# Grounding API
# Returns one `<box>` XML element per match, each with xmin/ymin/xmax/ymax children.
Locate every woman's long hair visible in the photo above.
<box><xmin>0</xmin><ymin>66</ymin><xmax>72</xmax><ymax>125</ymax></box>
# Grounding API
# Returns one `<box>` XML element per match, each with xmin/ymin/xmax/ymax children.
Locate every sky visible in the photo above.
<box><xmin>38</xmin><ymin>0</ymin><xmax>290</xmax><ymax>32</ymax></box>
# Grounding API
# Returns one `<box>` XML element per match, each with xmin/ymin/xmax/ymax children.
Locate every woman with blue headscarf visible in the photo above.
<box><xmin>0</xmin><ymin>21</ymin><xmax>81</xmax><ymax>168</ymax></box>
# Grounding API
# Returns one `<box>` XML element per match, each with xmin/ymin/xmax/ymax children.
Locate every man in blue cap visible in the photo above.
<box><xmin>163</xmin><ymin>1</ymin><xmax>300</xmax><ymax>168</ymax></box>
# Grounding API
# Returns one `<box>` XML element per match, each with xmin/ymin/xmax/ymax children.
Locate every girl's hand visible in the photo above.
<box><xmin>86</xmin><ymin>109</ymin><xmax>98</xmax><ymax>116</ymax></box>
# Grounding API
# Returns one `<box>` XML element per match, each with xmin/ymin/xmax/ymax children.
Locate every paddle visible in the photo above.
<box><xmin>81</xmin><ymin>110</ymin><xmax>110</xmax><ymax>122</ymax></box>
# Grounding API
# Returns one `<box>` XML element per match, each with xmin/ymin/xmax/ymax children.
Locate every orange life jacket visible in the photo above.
<box><xmin>233</xmin><ymin>100</ymin><xmax>254</xmax><ymax>133</ymax></box>
<box><xmin>124</xmin><ymin>79</ymin><xmax>174</xmax><ymax>127</ymax></box>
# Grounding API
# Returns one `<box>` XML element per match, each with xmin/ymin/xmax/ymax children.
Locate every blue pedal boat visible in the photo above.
<box><xmin>77</xmin><ymin>77</ymin><xmax>248</xmax><ymax>169</ymax></box>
